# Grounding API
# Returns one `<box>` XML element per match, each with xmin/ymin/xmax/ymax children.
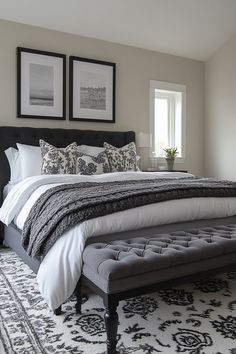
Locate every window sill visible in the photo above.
<box><xmin>151</xmin><ymin>157</ymin><xmax>186</xmax><ymax>164</ymax></box>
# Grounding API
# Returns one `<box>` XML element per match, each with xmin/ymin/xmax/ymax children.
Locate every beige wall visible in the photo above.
<box><xmin>205</xmin><ymin>33</ymin><xmax>236</xmax><ymax>180</ymax></box>
<box><xmin>0</xmin><ymin>19</ymin><xmax>204</xmax><ymax>174</ymax></box>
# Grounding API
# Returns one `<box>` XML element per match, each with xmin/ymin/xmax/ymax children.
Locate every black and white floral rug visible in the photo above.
<box><xmin>0</xmin><ymin>249</ymin><xmax>236</xmax><ymax>354</ymax></box>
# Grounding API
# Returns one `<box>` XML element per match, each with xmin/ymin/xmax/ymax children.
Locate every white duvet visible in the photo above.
<box><xmin>1</xmin><ymin>171</ymin><xmax>236</xmax><ymax>310</ymax></box>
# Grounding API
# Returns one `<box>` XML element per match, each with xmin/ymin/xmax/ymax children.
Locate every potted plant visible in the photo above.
<box><xmin>163</xmin><ymin>147</ymin><xmax>178</xmax><ymax>171</ymax></box>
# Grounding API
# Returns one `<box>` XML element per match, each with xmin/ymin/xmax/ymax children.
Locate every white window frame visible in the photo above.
<box><xmin>149</xmin><ymin>80</ymin><xmax>186</xmax><ymax>163</ymax></box>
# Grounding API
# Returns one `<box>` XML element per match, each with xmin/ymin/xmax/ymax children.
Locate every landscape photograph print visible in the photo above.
<box><xmin>29</xmin><ymin>63</ymin><xmax>54</xmax><ymax>107</ymax></box>
<box><xmin>80</xmin><ymin>70</ymin><xmax>106</xmax><ymax>111</ymax></box>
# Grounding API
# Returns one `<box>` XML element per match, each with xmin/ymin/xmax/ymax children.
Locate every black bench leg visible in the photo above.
<box><xmin>104</xmin><ymin>302</ymin><xmax>119</xmax><ymax>354</ymax></box>
<box><xmin>75</xmin><ymin>277</ymin><xmax>82</xmax><ymax>314</ymax></box>
<box><xmin>54</xmin><ymin>305</ymin><xmax>61</xmax><ymax>315</ymax></box>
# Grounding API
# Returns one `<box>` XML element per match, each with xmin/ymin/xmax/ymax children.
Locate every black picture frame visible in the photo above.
<box><xmin>17</xmin><ymin>47</ymin><xmax>66</xmax><ymax>120</ymax></box>
<box><xmin>69</xmin><ymin>56</ymin><xmax>116</xmax><ymax>123</ymax></box>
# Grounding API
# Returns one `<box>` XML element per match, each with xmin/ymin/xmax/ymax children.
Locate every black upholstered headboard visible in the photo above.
<box><xmin>0</xmin><ymin>126</ymin><xmax>135</xmax><ymax>242</ymax></box>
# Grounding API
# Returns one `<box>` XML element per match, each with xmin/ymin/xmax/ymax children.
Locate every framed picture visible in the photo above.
<box><xmin>69</xmin><ymin>56</ymin><xmax>116</xmax><ymax>123</ymax></box>
<box><xmin>17</xmin><ymin>47</ymin><xmax>66</xmax><ymax>120</ymax></box>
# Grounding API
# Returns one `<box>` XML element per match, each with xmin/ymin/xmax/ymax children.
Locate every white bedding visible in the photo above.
<box><xmin>1</xmin><ymin>171</ymin><xmax>236</xmax><ymax>310</ymax></box>
<box><xmin>3</xmin><ymin>183</ymin><xmax>17</xmax><ymax>200</ymax></box>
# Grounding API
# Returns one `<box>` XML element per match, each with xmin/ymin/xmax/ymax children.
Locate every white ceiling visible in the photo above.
<box><xmin>1</xmin><ymin>0</ymin><xmax>236</xmax><ymax>61</ymax></box>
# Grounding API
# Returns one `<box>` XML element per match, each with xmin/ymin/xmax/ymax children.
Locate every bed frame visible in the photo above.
<box><xmin>0</xmin><ymin>126</ymin><xmax>135</xmax><ymax>256</ymax></box>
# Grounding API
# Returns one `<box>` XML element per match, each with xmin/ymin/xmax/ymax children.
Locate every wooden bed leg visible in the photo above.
<box><xmin>54</xmin><ymin>305</ymin><xmax>62</xmax><ymax>315</ymax></box>
<box><xmin>104</xmin><ymin>301</ymin><xmax>119</xmax><ymax>354</ymax></box>
<box><xmin>75</xmin><ymin>277</ymin><xmax>82</xmax><ymax>314</ymax></box>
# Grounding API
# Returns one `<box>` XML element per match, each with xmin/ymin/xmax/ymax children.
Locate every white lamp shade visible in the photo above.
<box><xmin>137</xmin><ymin>132</ymin><xmax>151</xmax><ymax>148</ymax></box>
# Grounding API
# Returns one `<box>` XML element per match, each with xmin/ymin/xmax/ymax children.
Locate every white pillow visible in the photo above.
<box><xmin>77</xmin><ymin>145</ymin><xmax>104</xmax><ymax>156</ymax></box>
<box><xmin>16</xmin><ymin>143</ymin><xmax>42</xmax><ymax>179</ymax></box>
<box><xmin>4</xmin><ymin>147</ymin><xmax>21</xmax><ymax>183</ymax></box>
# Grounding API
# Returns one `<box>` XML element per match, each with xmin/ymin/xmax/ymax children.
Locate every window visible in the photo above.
<box><xmin>149</xmin><ymin>80</ymin><xmax>186</xmax><ymax>160</ymax></box>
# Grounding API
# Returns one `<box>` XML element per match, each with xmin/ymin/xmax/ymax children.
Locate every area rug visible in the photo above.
<box><xmin>0</xmin><ymin>250</ymin><xmax>236</xmax><ymax>354</ymax></box>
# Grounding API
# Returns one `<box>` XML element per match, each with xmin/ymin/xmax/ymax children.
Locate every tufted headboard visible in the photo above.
<box><xmin>0</xmin><ymin>126</ymin><xmax>135</xmax><ymax>242</ymax></box>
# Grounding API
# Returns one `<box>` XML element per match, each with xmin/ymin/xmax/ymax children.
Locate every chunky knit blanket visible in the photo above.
<box><xmin>22</xmin><ymin>177</ymin><xmax>236</xmax><ymax>258</ymax></box>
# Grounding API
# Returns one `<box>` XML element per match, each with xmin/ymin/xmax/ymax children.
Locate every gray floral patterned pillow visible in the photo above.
<box><xmin>40</xmin><ymin>140</ymin><xmax>77</xmax><ymax>174</ymax></box>
<box><xmin>104</xmin><ymin>142</ymin><xmax>139</xmax><ymax>172</ymax></box>
<box><xmin>77</xmin><ymin>152</ymin><xmax>110</xmax><ymax>175</ymax></box>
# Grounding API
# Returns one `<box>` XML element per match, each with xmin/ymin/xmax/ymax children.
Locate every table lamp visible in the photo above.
<box><xmin>136</xmin><ymin>132</ymin><xmax>151</xmax><ymax>170</ymax></box>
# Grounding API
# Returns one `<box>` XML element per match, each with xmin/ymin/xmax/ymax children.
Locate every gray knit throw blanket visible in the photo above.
<box><xmin>22</xmin><ymin>177</ymin><xmax>236</xmax><ymax>258</ymax></box>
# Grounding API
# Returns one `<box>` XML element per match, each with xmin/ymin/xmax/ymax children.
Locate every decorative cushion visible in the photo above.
<box><xmin>104</xmin><ymin>142</ymin><xmax>138</xmax><ymax>172</ymax></box>
<box><xmin>40</xmin><ymin>140</ymin><xmax>77</xmax><ymax>174</ymax></box>
<box><xmin>77</xmin><ymin>152</ymin><xmax>110</xmax><ymax>175</ymax></box>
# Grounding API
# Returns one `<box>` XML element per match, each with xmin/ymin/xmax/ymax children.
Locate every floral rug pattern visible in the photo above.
<box><xmin>0</xmin><ymin>249</ymin><xmax>236</xmax><ymax>354</ymax></box>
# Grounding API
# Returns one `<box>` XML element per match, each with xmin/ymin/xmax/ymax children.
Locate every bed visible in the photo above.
<box><xmin>0</xmin><ymin>126</ymin><xmax>134</xmax><ymax>267</ymax></box>
<box><xmin>1</xmin><ymin>126</ymin><xmax>236</xmax><ymax>312</ymax></box>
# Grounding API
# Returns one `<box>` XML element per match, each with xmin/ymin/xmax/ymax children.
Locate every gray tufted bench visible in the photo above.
<box><xmin>76</xmin><ymin>225</ymin><xmax>236</xmax><ymax>354</ymax></box>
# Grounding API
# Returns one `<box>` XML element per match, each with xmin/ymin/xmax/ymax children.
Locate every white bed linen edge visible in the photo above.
<box><xmin>2</xmin><ymin>172</ymin><xmax>236</xmax><ymax>310</ymax></box>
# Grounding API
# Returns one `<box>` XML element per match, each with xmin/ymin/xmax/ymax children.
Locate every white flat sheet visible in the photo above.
<box><xmin>2</xmin><ymin>172</ymin><xmax>236</xmax><ymax>310</ymax></box>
